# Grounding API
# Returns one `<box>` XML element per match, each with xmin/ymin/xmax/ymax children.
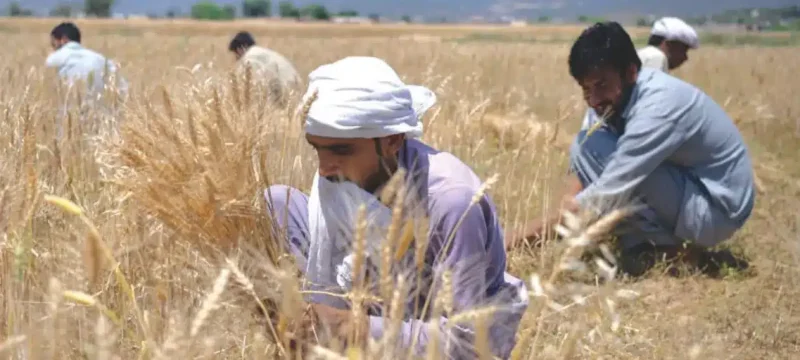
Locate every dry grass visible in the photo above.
<box><xmin>1</xmin><ymin>18</ymin><xmax>799</xmax><ymax>359</ymax></box>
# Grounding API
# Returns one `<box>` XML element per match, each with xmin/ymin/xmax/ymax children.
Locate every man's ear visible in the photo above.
<box><xmin>625</xmin><ymin>63</ymin><xmax>639</xmax><ymax>84</ymax></box>
<box><xmin>382</xmin><ymin>134</ymin><xmax>406</xmax><ymax>155</ymax></box>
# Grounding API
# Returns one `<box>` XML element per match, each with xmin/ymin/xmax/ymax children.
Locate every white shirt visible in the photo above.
<box><xmin>239</xmin><ymin>45</ymin><xmax>302</xmax><ymax>90</ymax></box>
<box><xmin>45</xmin><ymin>42</ymin><xmax>128</xmax><ymax>96</ymax></box>
<box><xmin>637</xmin><ymin>45</ymin><xmax>669</xmax><ymax>73</ymax></box>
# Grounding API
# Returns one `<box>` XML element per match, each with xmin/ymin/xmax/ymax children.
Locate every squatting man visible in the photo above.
<box><xmin>264</xmin><ymin>56</ymin><xmax>530</xmax><ymax>358</ymax></box>
<box><xmin>509</xmin><ymin>22</ymin><xmax>755</xmax><ymax>277</ymax></box>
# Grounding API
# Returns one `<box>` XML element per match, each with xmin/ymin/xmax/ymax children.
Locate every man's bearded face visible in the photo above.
<box><xmin>578</xmin><ymin>64</ymin><xmax>638</xmax><ymax>119</ymax></box>
<box><xmin>306</xmin><ymin>134</ymin><xmax>404</xmax><ymax>194</ymax></box>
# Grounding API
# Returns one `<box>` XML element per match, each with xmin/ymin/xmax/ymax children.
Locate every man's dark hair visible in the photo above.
<box><xmin>647</xmin><ymin>34</ymin><xmax>665</xmax><ymax>47</ymax></box>
<box><xmin>568</xmin><ymin>21</ymin><xmax>642</xmax><ymax>82</ymax></box>
<box><xmin>51</xmin><ymin>22</ymin><xmax>81</xmax><ymax>43</ymax></box>
<box><xmin>229</xmin><ymin>31</ymin><xmax>256</xmax><ymax>52</ymax></box>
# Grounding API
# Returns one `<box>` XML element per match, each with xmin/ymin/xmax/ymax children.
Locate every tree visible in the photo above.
<box><xmin>687</xmin><ymin>16</ymin><xmax>708</xmax><ymax>26</ymax></box>
<box><xmin>401</xmin><ymin>15</ymin><xmax>412</xmax><ymax>23</ymax></box>
<box><xmin>636</xmin><ymin>17</ymin><xmax>649</xmax><ymax>27</ymax></box>
<box><xmin>337</xmin><ymin>10</ymin><xmax>358</xmax><ymax>17</ymax></box>
<box><xmin>368</xmin><ymin>13</ymin><xmax>380</xmax><ymax>22</ymax></box>
<box><xmin>166</xmin><ymin>8</ymin><xmax>179</xmax><ymax>18</ymax></box>
<box><xmin>191</xmin><ymin>1</ymin><xmax>234</xmax><ymax>20</ymax></box>
<box><xmin>538</xmin><ymin>15</ymin><xmax>551</xmax><ymax>23</ymax></box>
<box><xmin>223</xmin><ymin>4</ymin><xmax>236</xmax><ymax>18</ymax></box>
<box><xmin>578</xmin><ymin>15</ymin><xmax>605</xmax><ymax>24</ymax></box>
<box><xmin>85</xmin><ymin>0</ymin><xmax>114</xmax><ymax>17</ymax></box>
<box><xmin>50</xmin><ymin>3</ymin><xmax>73</xmax><ymax>17</ymax></box>
<box><xmin>9</xmin><ymin>2</ymin><xmax>34</xmax><ymax>16</ymax></box>
<box><xmin>243</xmin><ymin>0</ymin><xmax>271</xmax><ymax>17</ymax></box>
<box><xmin>300</xmin><ymin>4</ymin><xmax>329</xmax><ymax>20</ymax></box>
<box><xmin>278</xmin><ymin>1</ymin><xmax>300</xmax><ymax>18</ymax></box>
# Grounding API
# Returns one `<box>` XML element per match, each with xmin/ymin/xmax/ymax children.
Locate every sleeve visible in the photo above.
<box><xmin>575</xmin><ymin>94</ymin><xmax>686</xmax><ymax>211</ymax></box>
<box><xmin>45</xmin><ymin>51</ymin><xmax>63</xmax><ymax>68</ymax></box>
<box><xmin>367</xmin><ymin>187</ymin><xmax>496</xmax><ymax>358</ymax></box>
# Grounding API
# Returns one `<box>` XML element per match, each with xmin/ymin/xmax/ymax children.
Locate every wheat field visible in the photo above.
<box><xmin>1</xmin><ymin>18</ymin><xmax>799</xmax><ymax>359</ymax></box>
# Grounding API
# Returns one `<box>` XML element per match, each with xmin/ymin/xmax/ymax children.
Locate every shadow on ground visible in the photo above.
<box><xmin>619</xmin><ymin>244</ymin><xmax>754</xmax><ymax>280</ymax></box>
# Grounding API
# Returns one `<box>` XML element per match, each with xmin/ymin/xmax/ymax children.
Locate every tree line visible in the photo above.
<box><xmin>7</xmin><ymin>0</ymin><xmax>115</xmax><ymax>18</ymax></box>
<box><xmin>4</xmin><ymin>0</ymin><xmax>385</xmax><ymax>22</ymax></box>
<box><xmin>190</xmin><ymin>1</ymin><xmax>383</xmax><ymax>21</ymax></box>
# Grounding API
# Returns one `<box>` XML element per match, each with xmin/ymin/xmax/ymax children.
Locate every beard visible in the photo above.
<box><xmin>325</xmin><ymin>155</ymin><xmax>398</xmax><ymax>195</ymax></box>
<box><xmin>605</xmin><ymin>82</ymin><xmax>636</xmax><ymax>131</ymax></box>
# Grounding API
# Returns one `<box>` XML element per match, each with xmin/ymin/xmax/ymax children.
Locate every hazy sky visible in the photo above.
<box><xmin>11</xmin><ymin>0</ymin><xmax>800</xmax><ymax>19</ymax></box>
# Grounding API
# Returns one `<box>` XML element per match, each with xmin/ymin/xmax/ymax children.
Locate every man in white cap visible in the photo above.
<box><xmin>264</xmin><ymin>56</ymin><xmax>528</xmax><ymax>358</ymax></box>
<box><xmin>637</xmin><ymin>17</ymin><xmax>699</xmax><ymax>72</ymax></box>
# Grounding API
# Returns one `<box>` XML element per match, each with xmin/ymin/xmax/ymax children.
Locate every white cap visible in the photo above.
<box><xmin>300</xmin><ymin>56</ymin><xmax>437</xmax><ymax>139</ymax></box>
<box><xmin>651</xmin><ymin>17</ymin><xmax>699</xmax><ymax>49</ymax></box>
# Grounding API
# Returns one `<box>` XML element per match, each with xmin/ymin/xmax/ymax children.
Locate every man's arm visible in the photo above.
<box><xmin>575</xmin><ymin>98</ymin><xmax>686</xmax><ymax>213</ymax></box>
<box><xmin>45</xmin><ymin>51</ymin><xmax>65</xmax><ymax>69</ymax></box>
<box><xmin>506</xmin><ymin>174</ymin><xmax>582</xmax><ymax>248</ymax></box>
<box><xmin>366</xmin><ymin>187</ymin><xmax>508</xmax><ymax>357</ymax></box>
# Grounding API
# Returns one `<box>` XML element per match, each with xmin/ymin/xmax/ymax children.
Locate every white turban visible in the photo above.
<box><xmin>300</xmin><ymin>56</ymin><xmax>437</xmax><ymax>139</ymax></box>
<box><xmin>652</xmin><ymin>17</ymin><xmax>700</xmax><ymax>49</ymax></box>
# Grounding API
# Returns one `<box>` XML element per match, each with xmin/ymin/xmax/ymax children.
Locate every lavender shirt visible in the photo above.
<box><xmin>366</xmin><ymin>139</ymin><xmax>528</xmax><ymax>358</ymax></box>
<box><xmin>267</xmin><ymin>138</ymin><xmax>528</xmax><ymax>359</ymax></box>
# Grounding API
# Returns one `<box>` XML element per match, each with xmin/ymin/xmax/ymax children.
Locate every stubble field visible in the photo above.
<box><xmin>1</xmin><ymin>18</ymin><xmax>799</xmax><ymax>359</ymax></box>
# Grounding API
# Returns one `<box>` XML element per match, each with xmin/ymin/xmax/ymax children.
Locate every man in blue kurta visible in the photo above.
<box><xmin>510</xmin><ymin>22</ymin><xmax>755</xmax><ymax>276</ymax></box>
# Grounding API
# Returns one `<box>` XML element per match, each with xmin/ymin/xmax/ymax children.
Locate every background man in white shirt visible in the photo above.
<box><xmin>228</xmin><ymin>31</ymin><xmax>302</xmax><ymax>107</ymax></box>
<box><xmin>46</xmin><ymin>22</ymin><xmax>127</xmax><ymax>97</ymax></box>
<box><xmin>45</xmin><ymin>22</ymin><xmax>128</xmax><ymax>139</ymax></box>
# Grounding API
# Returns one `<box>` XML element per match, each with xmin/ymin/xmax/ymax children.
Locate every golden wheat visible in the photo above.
<box><xmin>0</xmin><ymin>18</ymin><xmax>797</xmax><ymax>360</ymax></box>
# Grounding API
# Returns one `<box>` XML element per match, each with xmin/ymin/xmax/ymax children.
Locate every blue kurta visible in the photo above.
<box><xmin>573</xmin><ymin>68</ymin><xmax>755</xmax><ymax>248</ymax></box>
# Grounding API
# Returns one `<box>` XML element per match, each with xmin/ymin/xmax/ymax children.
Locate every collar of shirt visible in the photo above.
<box><xmin>613</xmin><ymin>68</ymin><xmax>659</xmax><ymax>132</ymax></box>
<box><xmin>60</xmin><ymin>41</ymin><xmax>82</xmax><ymax>51</ymax></box>
<box><xmin>646</xmin><ymin>45</ymin><xmax>666</xmax><ymax>55</ymax></box>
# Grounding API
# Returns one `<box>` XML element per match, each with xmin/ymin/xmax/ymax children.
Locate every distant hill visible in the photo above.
<box><xmin>708</xmin><ymin>6</ymin><xmax>800</xmax><ymax>30</ymax></box>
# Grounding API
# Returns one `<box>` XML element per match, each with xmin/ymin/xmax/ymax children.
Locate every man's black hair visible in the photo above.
<box><xmin>51</xmin><ymin>22</ymin><xmax>81</xmax><ymax>43</ymax></box>
<box><xmin>229</xmin><ymin>31</ymin><xmax>256</xmax><ymax>52</ymax></box>
<box><xmin>568</xmin><ymin>21</ymin><xmax>642</xmax><ymax>82</ymax></box>
<box><xmin>647</xmin><ymin>34</ymin><xmax>665</xmax><ymax>47</ymax></box>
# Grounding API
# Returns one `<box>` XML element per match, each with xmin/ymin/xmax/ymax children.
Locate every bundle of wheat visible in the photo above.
<box><xmin>105</xmin><ymin>69</ymin><xmax>317</xmax><ymax>356</ymax></box>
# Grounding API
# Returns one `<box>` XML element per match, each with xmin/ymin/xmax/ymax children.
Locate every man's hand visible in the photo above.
<box><xmin>311</xmin><ymin>304</ymin><xmax>369</xmax><ymax>344</ymax></box>
<box><xmin>505</xmin><ymin>174</ymin><xmax>583</xmax><ymax>250</ymax></box>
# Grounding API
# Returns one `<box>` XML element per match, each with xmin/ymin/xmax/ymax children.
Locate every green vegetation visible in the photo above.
<box><xmin>85</xmin><ymin>0</ymin><xmax>114</xmax><ymax>17</ymax></box>
<box><xmin>7</xmin><ymin>1</ymin><xmax>33</xmax><ymax>16</ymax></box>
<box><xmin>300</xmin><ymin>4</ymin><xmax>330</xmax><ymax>21</ymax></box>
<box><xmin>337</xmin><ymin>10</ymin><xmax>359</xmax><ymax>17</ymax></box>
<box><xmin>190</xmin><ymin>1</ymin><xmax>235</xmax><ymax>20</ymax></box>
<box><xmin>278</xmin><ymin>1</ymin><xmax>300</xmax><ymax>18</ymax></box>
<box><xmin>577</xmin><ymin>15</ymin><xmax>607</xmax><ymax>24</ymax></box>
<box><xmin>242</xmin><ymin>0</ymin><xmax>270</xmax><ymax>17</ymax></box>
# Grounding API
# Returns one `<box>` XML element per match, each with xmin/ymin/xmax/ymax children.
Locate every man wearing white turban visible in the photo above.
<box><xmin>637</xmin><ymin>17</ymin><xmax>700</xmax><ymax>72</ymax></box>
<box><xmin>264</xmin><ymin>56</ymin><xmax>528</xmax><ymax>358</ymax></box>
